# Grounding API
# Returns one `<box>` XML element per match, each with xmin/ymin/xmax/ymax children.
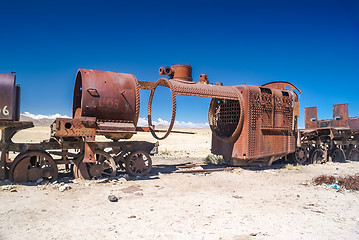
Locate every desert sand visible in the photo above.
<box><xmin>1</xmin><ymin>127</ymin><xmax>359</xmax><ymax>240</ymax></box>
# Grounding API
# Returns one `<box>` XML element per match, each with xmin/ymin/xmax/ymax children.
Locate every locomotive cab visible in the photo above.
<box><xmin>0</xmin><ymin>73</ymin><xmax>21</xmax><ymax>121</ymax></box>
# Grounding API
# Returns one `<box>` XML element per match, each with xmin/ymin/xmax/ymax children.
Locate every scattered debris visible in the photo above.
<box><xmin>250</xmin><ymin>232</ymin><xmax>260</xmax><ymax>236</ymax></box>
<box><xmin>311</xmin><ymin>210</ymin><xmax>324</xmax><ymax>214</ymax></box>
<box><xmin>94</xmin><ymin>179</ymin><xmax>109</xmax><ymax>184</ymax></box>
<box><xmin>313</xmin><ymin>174</ymin><xmax>359</xmax><ymax>191</ymax></box>
<box><xmin>128</xmin><ymin>215</ymin><xmax>136</xmax><ymax>219</ymax></box>
<box><xmin>59</xmin><ymin>184</ymin><xmax>71</xmax><ymax>192</ymax></box>
<box><xmin>313</xmin><ymin>175</ymin><xmax>336</xmax><ymax>185</ymax></box>
<box><xmin>108</xmin><ymin>195</ymin><xmax>118</xmax><ymax>202</ymax></box>
<box><xmin>175</xmin><ymin>167</ymin><xmax>234</xmax><ymax>174</ymax></box>
<box><xmin>2</xmin><ymin>185</ymin><xmax>17</xmax><ymax>192</ymax></box>
<box><xmin>300</xmin><ymin>181</ymin><xmax>310</xmax><ymax>186</ymax></box>
<box><xmin>232</xmin><ymin>195</ymin><xmax>243</xmax><ymax>199</ymax></box>
<box><xmin>338</xmin><ymin>175</ymin><xmax>359</xmax><ymax>191</ymax></box>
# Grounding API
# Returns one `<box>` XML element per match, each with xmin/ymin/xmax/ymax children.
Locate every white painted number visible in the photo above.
<box><xmin>2</xmin><ymin>106</ymin><xmax>9</xmax><ymax>116</ymax></box>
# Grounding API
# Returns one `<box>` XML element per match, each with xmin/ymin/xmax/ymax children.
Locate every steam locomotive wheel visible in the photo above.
<box><xmin>331</xmin><ymin>148</ymin><xmax>346</xmax><ymax>162</ymax></box>
<box><xmin>73</xmin><ymin>150</ymin><xmax>116</xmax><ymax>179</ymax></box>
<box><xmin>125</xmin><ymin>151</ymin><xmax>152</xmax><ymax>177</ymax></box>
<box><xmin>347</xmin><ymin>147</ymin><xmax>359</xmax><ymax>161</ymax></box>
<box><xmin>9</xmin><ymin>151</ymin><xmax>58</xmax><ymax>183</ymax></box>
<box><xmin>294</xmin><ymin>147</ymin><xmax>309</xmax><ymax>164</ymax></box>
<box><xmin>309</xmin><ymin>148</ymin><xmax>325</xmax><ymax>164</ymax></box>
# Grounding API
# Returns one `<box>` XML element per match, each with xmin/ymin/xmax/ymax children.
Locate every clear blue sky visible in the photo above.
<box><xmin>0</xmin><ymin>0</ymin><xmax>358</xmax><ymax>128</ymax></box>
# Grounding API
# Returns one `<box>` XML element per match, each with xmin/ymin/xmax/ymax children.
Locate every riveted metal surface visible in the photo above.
<box><xmin>211</xmin><ymin>83</ymin><xmax>299</xmax><ymax>165</ymax></box>
<box><xmin>0</xmin><ymin>73</ymin><xmax>20</xmax><ymax>121</ymax></box>
<box><xmin>305</xmin><ymin>107</ymin><xmax>317</xmax><ymax>129</ymax></box>
<box><xmin>167</xmin><ymin>79</ymin><xmax>239</xmax><ymax>100</ymax></box>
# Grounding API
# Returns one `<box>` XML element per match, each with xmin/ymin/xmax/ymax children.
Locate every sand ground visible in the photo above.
<box><xmin>1</xmin><ymin>127</ymin><xmax>359</xmax><ymax>240</ymax></box>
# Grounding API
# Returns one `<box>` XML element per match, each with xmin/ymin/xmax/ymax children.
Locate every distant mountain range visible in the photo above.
<box><xmin>20</xmin><ymin>114</ymin><xmax>58</xmax><ymax>126</ymax></box>
<box><xmin>20</xmin><ymin>113</ymin><xmax>209</xmax><ymax>128</ymax></box>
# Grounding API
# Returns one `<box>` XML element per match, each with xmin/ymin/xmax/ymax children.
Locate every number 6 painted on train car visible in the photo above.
<box><xmin>2</xmin><ymin>106</ymin><xmax>9</xmax><ymax>116</ymax></box>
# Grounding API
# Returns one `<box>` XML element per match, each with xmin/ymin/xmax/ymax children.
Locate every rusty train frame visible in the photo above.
<box><xmin>0</xmin><ymin>65</ymin><xmax>358</xmax><ymax>183</ymax></box>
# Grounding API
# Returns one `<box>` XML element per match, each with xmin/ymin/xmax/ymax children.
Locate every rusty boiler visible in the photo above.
<box><xmin>72</xmin><ymin>69</ymin><xmax>140</xmax><ymax>140</ymax></box>
<box><xmin>210</xmin><ymin>82</ymin><xmax>301</xmax><ymax>166</ymax></box>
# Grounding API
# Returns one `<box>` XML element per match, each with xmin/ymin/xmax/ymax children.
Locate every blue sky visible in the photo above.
<box><xmin>0</xmin><ymin>0</ymin><xmax>358</xmax><ymax>128</ymax></box>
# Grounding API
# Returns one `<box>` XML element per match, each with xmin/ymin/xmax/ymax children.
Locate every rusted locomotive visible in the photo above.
<box><xmin>296</xmin><ymin>103</ymin><xmax>359</xmax><ymax>164</ymax></box>
<box><xmin>145</xmin><ymin>64</ymin><xmax>301</xmax><ymax>166</ymax></box>
<box><xmin>145</xmin><ymin>64</ymin><xmax>358</xmax><ymax>166</ymax></box>
<box><xmin>0</xmin><ymin>70</ymin><xmax>158</xmax><ymax>182</ymax></box>
<box><xmin>1</xmin><ymin>64</ymin><xmax>358</xmax><ymax>183</ymax></box>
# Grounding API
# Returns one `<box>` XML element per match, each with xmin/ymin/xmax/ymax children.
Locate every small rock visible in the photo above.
<box><xmin>2</xmin><ymin>186</ymin><xmax>16</xmax><ymax>192</ymax></box>
<box><xmin>297</xmin><ymin>194</ymin><xmax>300</xmax><ymax>198</ymax></box>
<box><xmin>95</xmin><ymin>179</ymin><xmax>108</xmax><ymax>184</ymax></box>
<box><xmin>2</xmin><ymin>186</ymin><xmax>10</xmax><ymax>191</ymax></box>
<box><xmin>123</xmin><ymin>174</ymin><xmax>130</xmax><ymax>179</ymax></box>
<box><xmin>59</xmin><ymin>184</ymin><xmax>71</xmax><ymax>192</ymax></box>
<box><xmin>128</xmin><ymin>215</ymin><xmax>136</xmax><ymax>219</ymax></box>
<box><xmin>108</xmin><ymin>195</ymin><xmax>118</xmax><ymax>202</ymax></box>
<box><xmin>118</xmin><ymin>177</ymin><xmax>127</xmax><ymax>183</ymax></box>
<box><xmin>232</xmin><ymin>195</ymin><xmax>243</xmax><ymax>199</ymax></box>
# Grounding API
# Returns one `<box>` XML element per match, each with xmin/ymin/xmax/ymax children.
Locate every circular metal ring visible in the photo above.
<box><xmin>147</xmin><ymin>78</ymin><xmax>176</xmax><ymax>140</ymax></box>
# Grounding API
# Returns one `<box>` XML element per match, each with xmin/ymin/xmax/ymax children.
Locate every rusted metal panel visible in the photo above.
<box><xmin>305</xmin><ymin>107</ymin><xmax>317</xmax><ymax>129</ymax></box>
<box><xmin>73</xmin><ymin>69</ymin><xmax>140</xmax><ymax>140</ymax></box>
<box><xmin>348</xmin><ymin>117</ymin><xmax>359</xmax><ymax>129</ymax></box>
<box><xmin>333</xmin><ymin>103</ymin><xmax>349</xmax><ymax>128</ymax></box>
<box><xmin>0</xmin><ymin>73</ymin><xmax>20</xmax><ymax>121</ymax></box>
<box><xmin>52</xmin><ymin>117</ymin><xmax>96</xmax><ymax>140</ymax></box>
<box><xmin>211</xmin><ymin>84</ymin><xmax>298</xmax><ymax>165</ymax></box>
<box><xmin>305</xmin><ymin>104</ymin><xmax>357</xmax><ymax>130</ymax></box>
